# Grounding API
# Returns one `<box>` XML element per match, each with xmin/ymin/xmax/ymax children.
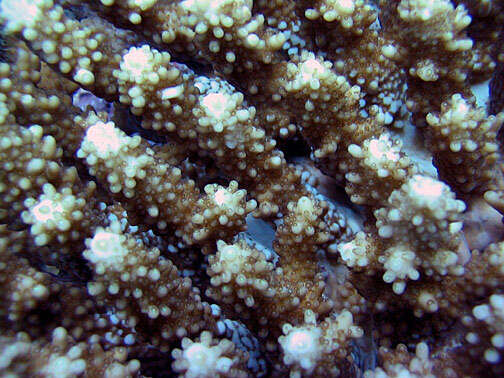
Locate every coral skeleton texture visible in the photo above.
<box><xmin>0</xmin><ymin>0</ymin><xmax>503</xmax><ymax>376</ymax></box>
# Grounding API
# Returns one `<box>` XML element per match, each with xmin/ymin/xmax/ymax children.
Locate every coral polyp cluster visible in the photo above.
<box><xmin>0</xmin><ymin>0</ymin><xmax>504</xmax><ymax>376</ymax></box>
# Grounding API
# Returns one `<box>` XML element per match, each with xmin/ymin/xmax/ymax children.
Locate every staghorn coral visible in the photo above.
<box><xmin>0</xmin><ymin>0</ymin><xmax>503</xmax><ymax>377</ymax></box>
<box><xmin>425</xmin><ymin>93</ymin><xmax>504</xmax><ymax>194</ymax></box>
<box><xmin>171</xmin><ymin>330</ymin><xmax>250</xmax><ymax>378</ymax></box>
<box><xmin>0</xmin><ymin>327</ymin><xmax>141</xmax><ymax>377</ymax></box>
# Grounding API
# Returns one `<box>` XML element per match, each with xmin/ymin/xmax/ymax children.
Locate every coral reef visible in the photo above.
<box><xmin>0</xmin><ymin>0</ymin><xmax>504</xmax><ymax>376</ymax></box>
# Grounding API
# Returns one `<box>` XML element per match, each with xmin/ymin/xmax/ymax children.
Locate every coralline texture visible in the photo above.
<box><xmin>374</xmin><ymin>175</ymin><xmax>466</xmax><ymax>253</ymax></box>
<box><xmin>258</xmin><ymin>49</ymin><xmax>429</xmax><ymax>214</ymax></box>
<box><xmin>364</xmin><ymin>342</ymin><xmax>456</xmax><ymax>377</ymax></box>
<box><xmin>206</xmin><ymin>196</ymin><xmax>364</xmax><ymax>353</ymax></box>
<box><xmin>345</xmin><ymin>133</ymin><xmax>416</xmax><ymax>205</ymax></box>
<box><xmin>111</xmin><ymin>44</ymin><xmax>304</xmax><ymax>217</ymax></box>
<box><xmin>338</xmin><ymin>173</ymin><xmax>467</xmax><ymax>298</ymax></box>
<box><xmin>21</xmin><ymin>183</ymin><xmax>97</xmax><ymax>247</ymax></box>
<box><xmin>301</xmin><ymin>0</ymin><xmax>377</xmax><ymax>37</ymax></box>
<box><xmin>463</xmin><ymin>242</ymin><xmax>504</xmax><ymax>298</ymax></box>
<box><xmin>0</xmin><ymin>0</ymin><xmax>504</xmax><ymax>376</ymax></box>
<box><xmin>426</xmin><ymin>93</ymin><xmax>504</xmax><ymax>194</ymax></box>
<box><xmin>379</xmin><ymin>0</ymin><xmax>487</xmax><ymax>125</ymax></box>
<box><xmin>0</xmin><ymin>228</ymin><xmax>139</xmax><ymax>350</ymax></box>
<box><xmin>0</xmin><ymin>228</ymin><xmax>54</xmax><ymax>323</ymax></box>
<box><xmin>453</xmin><ymin>0</ymin><xmax>503</xmax><ymax>81</ymax></box>
<box><xmin>76</xmin><ymin>111</ymin><xmax>255</xmax><ymax>245</ymax></box>
<box><xmin>3</xmin><ymin>0</ymin><xmax>139</xmax><ymax>98</ymax></box>
<box><xmin>463</xmin><ymin>294</ymin><xmax>504</xmax><ymax>374</ymax></box>
<box><xmin>0</xmin><ymin>124</ymin><xmax>80</xmax><ymax>226</ymax></box>
<box><xmin>380</xmin><ymin>0</ymin><xmax>474</xmax><ymax>83</ymax></box>
<box><xmin>278</xmin><ymin>309</ymin><xmax>363</xmax><ymax>377</ymax></box>
<box><xmin>207</xmin><ymin>237</ymin><xmax>333</xmax><ymax>339</ymax></box>
<box><xmin>327</xmin><ymin>31</ymin><xmax>409</xmax><ymax>130</ymax></box>
<box><xmin>270</xmin><ymin>52</ymin><xmax>364</xmax><ymax>160</ymax></box>
<box><xmin>293</xmin><ymin>2</ymin><xmax>410</xmax><ymax>128</ymax></box>
<box><xmin>13</xmin><ymin>3</ymin><xmax>315</xmax><ymax>219</ymax></box>
<box><xmin>171</xmin><ymin>331</ymin><xmax>250</xmax><ymax>378</ymax></box>
<box><xmin>84</xmin><ymin>220</ymin><xmax>218</xmax><ymax>348</ymax></box>
<box><xmin>0</xmin><ymin>328</ymin><xmax>140</xmax><ymax>377</ymax></box>
<box><xmin>75</xmin><ymin>0</ymin><xmax>287</xmax><ymax>76</ymax></box>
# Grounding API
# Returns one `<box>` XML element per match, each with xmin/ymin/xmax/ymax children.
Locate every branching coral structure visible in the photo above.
<box><xmin>0</xmin><ymin>0</ymin><xmax>504</xmax><ymax>376</ymax></box>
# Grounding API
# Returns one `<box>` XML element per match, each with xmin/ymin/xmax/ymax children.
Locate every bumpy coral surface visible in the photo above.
<box><xmin>0</xmin><ymin>0</ymin><xmax>503</xmax><ymax>377</ymax></box>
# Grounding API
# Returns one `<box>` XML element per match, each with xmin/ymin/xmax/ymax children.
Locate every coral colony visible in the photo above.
<box><xmin>1</xmin><ymin>0</ymin><xmax>504</xmax><ymax>376</ymax></box>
